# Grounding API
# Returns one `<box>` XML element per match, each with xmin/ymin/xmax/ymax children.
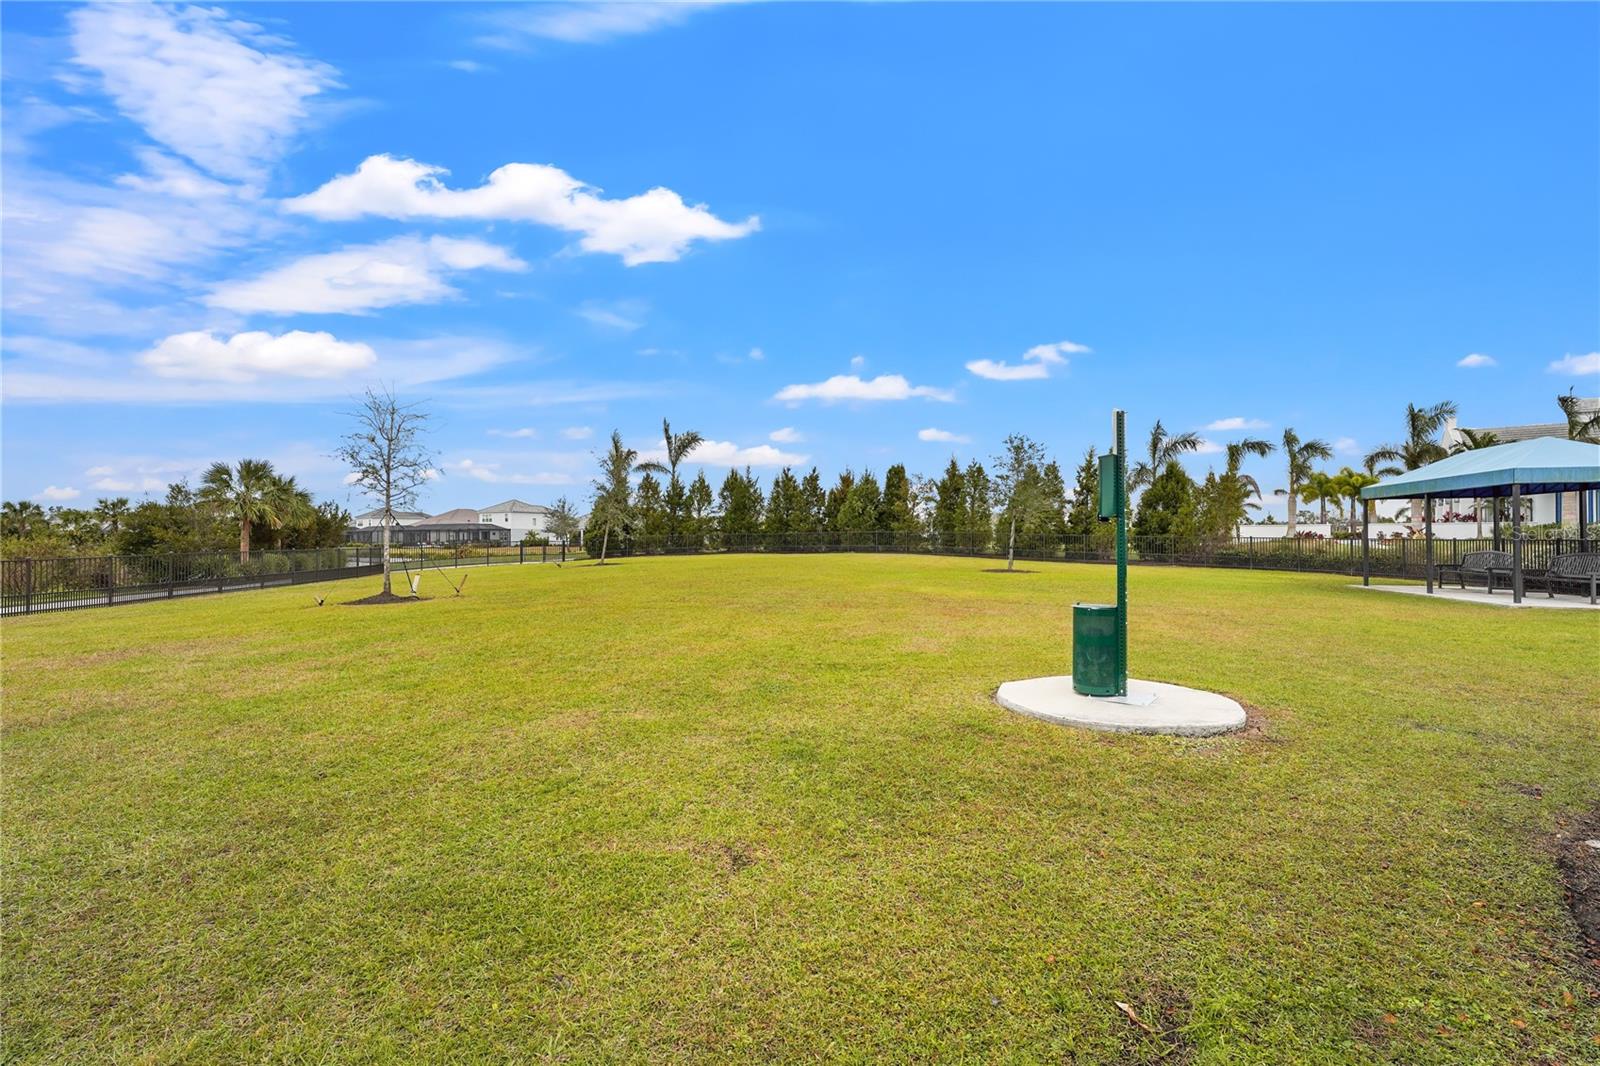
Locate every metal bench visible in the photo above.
<box><xmin>1434</xmin><ymin>550</ymin><xmax>1513</xmax><ymax>593</ymax></box>
<box><xmin>1527</xmin><ymin>552</ymin><xmax>1600</xmax><ymax>605</ymax></box>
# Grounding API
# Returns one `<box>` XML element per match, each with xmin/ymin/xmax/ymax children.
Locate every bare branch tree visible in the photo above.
<box><xmin>335</xmin><ymin>386</ymin><xmax>436</xmax><ymax>596</ymax></box>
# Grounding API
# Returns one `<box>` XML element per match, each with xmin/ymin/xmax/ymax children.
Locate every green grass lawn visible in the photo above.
<box><xmin>4</xmin><ymin>555</ymin><xmax>1597</xmax><ymax>1063</ymax></box>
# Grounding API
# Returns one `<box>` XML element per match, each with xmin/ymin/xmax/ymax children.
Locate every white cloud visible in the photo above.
<box><xmin>561</xmin><ymin>426</ymin><xmax>594</xmax><ymax>440</ymax></box>
<box><xmin>85</xmin><ymin>465</ymin><xmax>114</xmax><ymax>477</ymax></box>
<box><xmin>1334</xmin><ymin>436</ymin><xmax>1359</xmax><ymax>455</ymax></box>
<box><xmin>748</xmin><ymin>347</ymin><xmax>765</xmax><ymax>362</ymax></box>
<box><xmin>448</xmin><ymin>59</ymin><xmax>490</xmax><ymax>73</ymax></box>
<box><xmin>1548</xmin><ymin>352</ymin><xmax>1600</xmax><ymax>376</ymax></box>
<box><xmin>138</xmin><ymin>329</ymin><xmax>376</xmax><ymax>382</ymax></box>
<box><xmin>1204</xmin><ymin>416</ymin><xmax>1269</xmax><ymax>431</ymax></box>
<box><xmin>449</xmin><ymin>458</ymin><xmax>575</xmax><ymax>485</ymax></box>
<box><xmin>1457</xmin><ymin>353</ymin><xmax>1496</xmax><ymax>368</ymax></box>
<box><xmin>773</xmin><ymin>374</ymin><xmax>954</xmax><ymax>405</ymax></box>
<box><xmin>918</xmin><ymin>428</ymin><xmax>970</xmax><ymax>443</ymax></box>
<box><xmin>477</xmin><ymin>2</ymin><xmax>722</xmax><ymax>46</ymax></box>
<box><xmin>769</xmin><ymin>426</ymin><xmax>803</xmax><ymax>443</ymax></box>
<box><xmin>576</xmin><ymin>301</ymin><xmax>644</xmax><ymax>331</ymax></box>
<box><xmin>90</xmin><ymin>476</ymin><xmax>165</xmax><ymax>493</ymax></box>
<box><xmin>284</xmin><ymin>154</ymin><xmax>759</xmax><ymax>266</ymax></box>
<box><xmin>1193</xmin><ymin>439</ymin><xmax>1224</xmax><ymax>455</ymax></box>
<box><xmin>641</xmin><ymin>439</ymin><xmax>806</xmax><ymax>468</ymax></box>
<box><xmin>489</xmin><ymin>427</ymin><xmax>538</xmax><ymax>439</ymax></box>
<box><xmin>67</xmin><ymin>2</ymin><xmax>336</xmax><ymax>182</ymax></box>
<box><xmin>205</xmin><ymin>235</ymin><xmax>525</xmax><ymax>314</ymax></box>
<box><xmin>849</xmin><ymin>355</ymin><xmax>866</xmax><ymax>371</ymax></box>
<box><xmin>36</xmin><ymin>485</ymin><xmax>81</xmax><ymax>501</ymax></box>
<box><xmin>965</xmin><ymin>339</ymin><xmax>1088</xmax><ymax>382</ymax></box>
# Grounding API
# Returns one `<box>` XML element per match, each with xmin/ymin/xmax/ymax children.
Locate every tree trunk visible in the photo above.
<box><xmin>1319</xmin><ymin>498</ymin><xmax>1327</xmax><ymax>524</ymax></box>
<box><xmin>240</xmin><ymin>517</ymin><xmax>251</xmax><ymax>562</ymax></box>
<box><xmin>599</xmin><ymin>525</ymin><xmax>611</xmax><ymax>564</ymax></box>
<box><xmin>1285</xmin><ymin>483</ymin><xmax>1297</xmax><ymax>538</ymax></box>
<box><xmin>381</xmin><ymin>485</ymin><xmax>393</xmax><ymax>596</ymax></box>
<box><xmin>1007</xmin><ymin>517</ymin><xmax>1016</xmax><ymax>571</ymax></box>
<box><xmin>1410</xmin><ymin>497</ymin><xmax>1424</xmax><ymax>534</ymax></box>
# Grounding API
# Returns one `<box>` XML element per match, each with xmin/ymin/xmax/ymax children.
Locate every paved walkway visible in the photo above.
<box><xmin>1353</xmin><ymin>584</ymin><xmax>1599</xmax><ymax>610</ymax></box>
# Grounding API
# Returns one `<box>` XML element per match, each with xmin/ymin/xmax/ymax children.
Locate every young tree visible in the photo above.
<box><xmin>835</xmin><ymin>470</ymin><xmax>883</xmax><ymax>535</ymax></box>
<box><xmin>798</xmin><ymin>468</ymin><xmax>826</xmax><ymax>533</ymax></box>
<box><xmin>932</xmin><ymin>458</ymin><xmax>966</xmax><ymax>541</ymax></box>
<box><xmin>1558</xmin><ymin>389</ymin><xmax>1600</xmax><ymax>443</ymax></box>
<box><xmin>717</xmin><ymin>467</ymin><xmax>764</xmax><ymax>543</ymax></box>
<box><xmin>634</xmin><ymin>473</ymin><xmax>667</xmax><ymax>537</ymax></box>
<box><xmin>1133</xmin><ymin>461</ymin><xmax>1195</xmax><ymax>538</ymax></box>
<box><xmin>336</xmin><ymin>388</ymin><xmax>436</xmax><ymax>595</ymax></box>
<box><xmin>824</xmin><ymin>470</ymin><xmax>856</xmax><ymax>532</ymax></box>
<box><xmin>1025</xmin><ymin>460</ymin><xmax>1069</xmax><ymax>541</ymax></box>
<box><xmin>199</xmin><ymin>459</ymin><xmax>311</xmax><ymax>563</ymax></box>
<box><xmin>1</xmin><ymin>500</ymin><xmax>47</xmax><ymax>539</ymax></box>
<box><xmin>1274</xmin><ymin>427</ymin><xmax>1333</xmax><ymax>537</ymax></box>
<box><xmin>991</xmin><ymin>434</ymin><xmax>1049</xmax><ymax>571</ymax></box>
<box><xmin>1065</xmin><ymin>448</ymin><xmax>1099</xmax><ymax>537</ymax></box>
<box><xmin>92</xmin><ymin>497</ymin><xmax>131</xmax><ymax>535</ymax></box>
<box><xmin>1364</xmin><ymin>400</ymin><xmax>1456</xmax><ymax>532</ymax></box>
<box><xmin>589</xmin><ymin>431</ymin><xmax>641</xmax><ymax>564</ymax></box>
<box><xmin>546</xmin><ymin>496</ymin><xmax>583</xmax><ymax>545</ymax></box>
<box><xmin>687</xmin><ymin>470</ymin><xmax>714</xmax><ymax>540</ymax></box>
<box><xmin>1297</xmin><ymin>470</ymin><xmax>1341</xmax><ymax>525</ymax></box>
<box><xmin>765</xmin><ymin>467</ymin><xmax>805</xmax><ymax>536</ymax></box>
<box><xmin>880</xmin><ymin>463</ymin><xmax>919</xmax><ymax>538</ymax></box>
<box><xmin>961</xmin><ymin>460</ymin><xmax>993</xmax><ymax>551</ymax></box>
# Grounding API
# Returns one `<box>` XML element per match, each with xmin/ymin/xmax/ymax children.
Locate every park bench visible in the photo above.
<box><xmin>1433</xmin><ymin>550</ymin><xmax>1513</xmax><ymax>594</ymax></box>
<box><xmin>1527</xmin><ymin>552</ymin><xmax>1600</xmax><ymax>605</ymax></box>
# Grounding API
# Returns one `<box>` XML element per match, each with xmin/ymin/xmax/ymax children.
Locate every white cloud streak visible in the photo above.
<box><xmin>1548</xmin><ymin>352</ymin><xmax>1599</xmax><ymax>376</ymax></box>
<box><xmin>68</xmin><ymin>2</ymin><xmax>336</xmax><ymax>182</ymax></box>
<box><xmin>769</xmin><ymin>426</ymin><xmax>802</xmax><ymax>443</ymax></box>
<box><xmin>477</xmin><ymin>2</ymin><xmax>725</xmax><ymax>46</ymax></box>
<box><xmin>918</xmin><ymin>427</ymin><xmax>970</xmax><ymax>443</ymax></box>
<box><xmin>641</xmin><ymin>439</ymin><xmax>807</xmax><ymax>468</ymax></box>
<box><xmin>1457</xmin><ymin>353</ymin><xmax>1496</xmax><ymax>368</ymax></box>
<box><xmin>965</xmin><ymin>340</ymin><xmax>1087</xmax><ymax>382</ymax></box>
<box><xmin>205</xmin><ymin>235</ymin><xmax>525</xmax><ymax>314</ymax></box>
<box><xmin>283</xmin><ymin>154</ymin><xmax>758</xmax><ymax>266</ymax></box>
<box><xmin>1204</xmin><ymin>417</ymin><xmax>1269</xmax><ymax>431</ymax></box>
<box><xmin>773</xmin><ymin>374</ymin><xmax>954</xmax><ymax>405</ymax></box>
<box><xmin>138</xmin><ymin>329</ymin><xmax>376</xmax><ymax>382</ymax></box>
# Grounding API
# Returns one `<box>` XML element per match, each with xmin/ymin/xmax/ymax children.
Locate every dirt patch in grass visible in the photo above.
<box><xmin>1553</xmin><ymin>807</ymin><xmax>1600</xmax><ymax>976</ymax></box>
<box><xmin>980</xmin><ymin>567</ymin><xmax>1037</xmax><ymax>574</ymax></box>
<box><xmin>1112</xmin><ymin>976</ymin><xmax>1193</xmax><ymax>1063</ymax></box>
<box><xmin>342</xmin><ymin>592</ymin><xmax>428</xmax><ymax>606</ymax></box>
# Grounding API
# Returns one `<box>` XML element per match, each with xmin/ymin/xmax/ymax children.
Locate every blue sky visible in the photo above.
<box><xmin>3</xmin><ymin>1</ymin><xmax>1596</xmax><ymax>517</ymax></box>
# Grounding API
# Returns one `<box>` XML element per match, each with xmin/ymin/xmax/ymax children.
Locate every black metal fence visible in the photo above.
<box><xmin>3</xmin><ymin>533</ymin><xmax>1591</xmax><ymax>617</ymax></box>
<box><xmin>601</xmin><ymin>530</ymin><xmax>1595</xmax><ymax>579</ymax></box>
<box><xmin>0</xmin><ymin>542</ymin><xmax>587</xmax><ymax>616</ymax></box>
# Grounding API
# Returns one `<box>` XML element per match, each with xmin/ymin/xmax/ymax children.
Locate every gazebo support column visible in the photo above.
<box><xmin>1580</xmin><ymin>493</ymin><xmax>1589</xmax><ymax>551</ymax></box>
<box><xmin>1511</xmin><ymin>483</ymin><xmax>1523</xmax><ymax>604</ymax></box>
<box><xmin>1361</xmin><ymin>498</ymin><xmax>1370</xmax><ymax>586</ymax></box>
<box><xmin>1424</xmin><ymin>494</ymin><xmax>1433</xmax><ymax>594</ymax></box>
<box><xmin>1492</xmin><ymin>495</ymin><xmax>1501</xmax><ymax>551</ymax></box>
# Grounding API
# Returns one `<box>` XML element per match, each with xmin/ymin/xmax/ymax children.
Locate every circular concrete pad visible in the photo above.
<box><xmin>995</xmin><ymin>676</ymin><xmax>1246</xmax><ymax>737</ymax></box>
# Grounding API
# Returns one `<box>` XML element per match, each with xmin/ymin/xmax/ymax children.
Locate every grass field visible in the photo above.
<box><xmin>3</xmin><ymin>554</ymin><xmax>1597</xmax><ymax>1063</ymax></box>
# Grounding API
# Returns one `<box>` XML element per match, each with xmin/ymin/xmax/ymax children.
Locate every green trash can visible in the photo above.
<box><xmin>1072</xmin><ymin>603</ymin><xmax>1119</xmax><ymax>696</ymax></box>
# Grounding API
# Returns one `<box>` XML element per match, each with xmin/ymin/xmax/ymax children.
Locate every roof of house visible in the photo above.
<box><xmin>353</xmin><ymin>508</ymin><xmax>430</xmax><ymax>521</ymax></box>
<box><xmin>1362</xmin><ymin>436</ymin><xmax>1600</xmax><ymax>500</ymax></box>
<box><xmin>413</xmin><ymin>508</ymin><xmax>485</xmax><ymax>525</ymax></box>
<box><xmin>477</xmin><ymin>499</ymin><xmax>552</xmax><ymax>514</ymax></box>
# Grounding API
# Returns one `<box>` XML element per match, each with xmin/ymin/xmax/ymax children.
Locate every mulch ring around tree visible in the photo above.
<box><xmin>343</xmin><ymin>592</ymin><xmax>429</xmax><ymax>606</ymax></box>
<box><xmin>1554</xmin><ymin>806</ymin><xmax>1600</xmax><ymax>976</ymax></box>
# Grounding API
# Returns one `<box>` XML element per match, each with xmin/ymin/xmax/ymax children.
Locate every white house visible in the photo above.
<box><xmin>476</xmin><ymin>499</ymin><xmax>567</xmax><ymax>542</ymax></box>
<box><xmin>1443</xmin><ymin>396</ymin><xmax>1598</xmax><ymax>527</ymax></box>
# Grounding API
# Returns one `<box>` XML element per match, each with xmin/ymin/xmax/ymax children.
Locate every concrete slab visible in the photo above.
<box><xmin>1352</xmin><ymin>584</ymin><xmax>1600</xmax><ymax>610</ymax></box>
<box><xmin>995</xmin><ymin>676</ymin><xmax>1246</xmax><ymax>737</ymax></box>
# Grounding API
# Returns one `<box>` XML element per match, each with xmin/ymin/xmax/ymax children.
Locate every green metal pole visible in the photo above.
<box><xmin>1114</xmin><ymin>409</ymin><xmax>1128</xmax><ymax>697</ymax></box>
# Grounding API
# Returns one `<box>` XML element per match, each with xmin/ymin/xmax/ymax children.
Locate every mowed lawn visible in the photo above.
<box><xmin>3</xmin><ymin>555</ymin><xmax>1597</xmax><ymax>1063</ymax></box>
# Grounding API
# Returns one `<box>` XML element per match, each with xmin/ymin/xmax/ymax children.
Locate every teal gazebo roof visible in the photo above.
<box><xmin>1361</xmin><ymin>436</ymin><xmax>1600</xmax><ymax>500</ymax></box>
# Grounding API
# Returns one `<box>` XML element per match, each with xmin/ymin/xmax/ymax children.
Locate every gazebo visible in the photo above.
<box><xmin>1358</xmin><ymin>436</ymin><xmax>1600</xmax><ymax>603</ymax></box>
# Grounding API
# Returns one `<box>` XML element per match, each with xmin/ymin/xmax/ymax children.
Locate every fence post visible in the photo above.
<box><xmin>107</xmin><ymin>557</ymin><xmax>115</xmax><ymax>605</ymax></box>
<box><xmin>561</xmin><ymin>540</ymin><xmax>567</xmax><ymax>563</ymax></box>
<box><xmin>168</xmin><ymin>554</ymin><xmax>176</xmax><ymax>598</ymax></box>
<box><xmin>520</xmin><ymin>543</ymin><xmax>525</xmax><ymax>565</ymax></box>
<box><xmin>24</xmin><ymin>559</ymin><xmax>33</xmax><ymax>614</ymax></box>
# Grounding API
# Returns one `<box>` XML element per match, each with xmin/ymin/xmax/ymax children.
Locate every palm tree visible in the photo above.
<box><xmin>92</xmin><ymin>497</ymin><xmax>131</xmax><ymax>535</ymax></box>
<box><xmin>1557</xmin><ymin>389</ymin><xmax>1599</xmax><ymax>444</ymax></box>
<box><xmin>2</xmin><ymin>500</ymin><xmax>48</xmax><ymax>538</ymax></box>
<box><xmin>1365</xmin><ymin>401</ymin><xmax>1457</xmax><ymax>532</ymax></box>
<box><xmin>1297</xmin><ymin>470</ymin><xmax>1341</xmax><ymax>525</ymax></box>
<box><xmin>1129</xmin><ymin>420</ymin><xmax>1202</xmax><ymax>494</ymax></box>
<box><xmin>1222</xmin><ymin>437</ymin><xmax>1274</xmax><ymax>534</ymax></box>
<box><xmin>636</xmin><ymin>418</ymin><xmax>704</xmax><ymax>487</ymax></box>
<box><xmin>1329</xmin><ymin>467</ymin><xmax>1380</xmax><ymax>530</ymax></box>
<box><xmin>590</xmin><ymin>431</ymin><xmax>642</xmax><ymax>565</ymax></box>
<box><xmin>1274</xmin><ymin>428</ymin><xmax>1332</xmax><ymax>536</ymax></box>
<box><xmin>1450</xmin><ymin>428</ymin><xmax>1501</xmax><ymax>534</ymax></box>
<box><xmin>198</xmin><ymin>459</ymin><xmax>307</xmax><ymax>561</ymax></box>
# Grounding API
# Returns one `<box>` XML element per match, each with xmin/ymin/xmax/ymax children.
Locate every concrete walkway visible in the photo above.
<box><xmin>1353</xmin><ymin>584</ymin><xmax>1599</xmax><ymax>610</ymax></box>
